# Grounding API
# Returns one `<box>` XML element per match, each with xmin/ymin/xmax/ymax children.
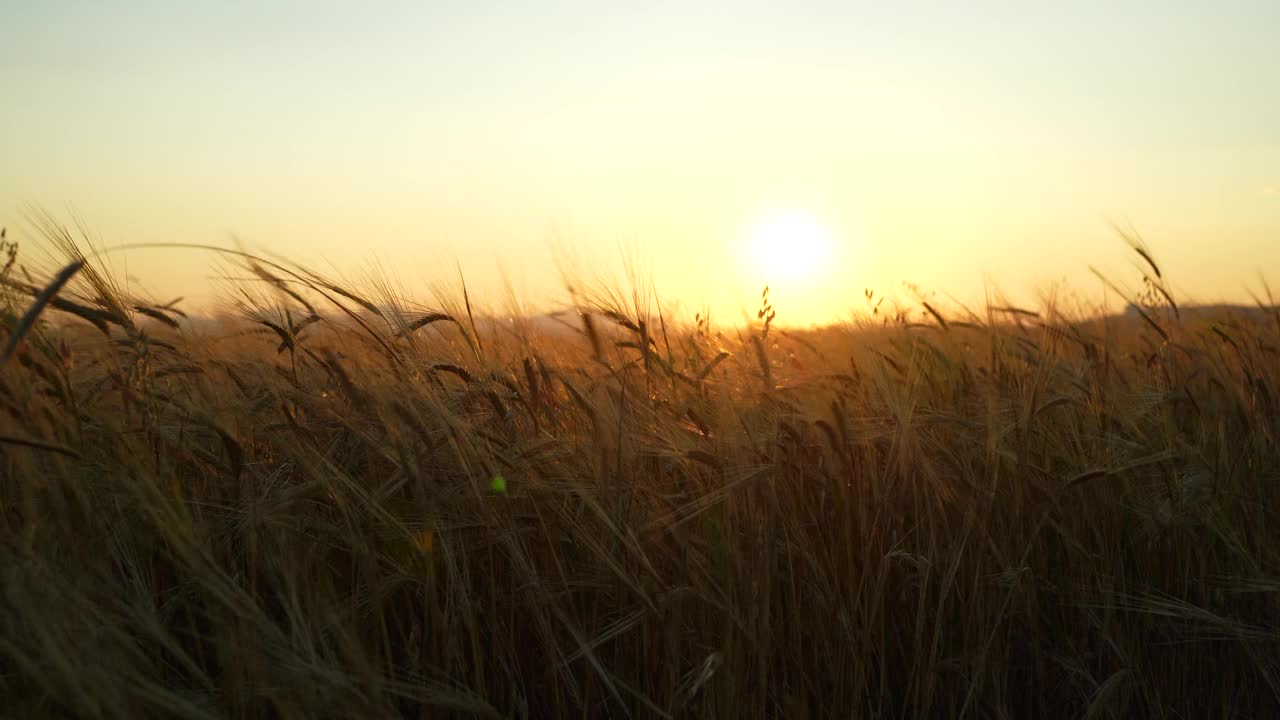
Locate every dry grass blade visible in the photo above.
<box><xmin>1151</xmin><ymin>281</ymin><xmax>1180</xmax><ymax>318</ymax></box>
<box><xmin>1066</xmin><ymin>468</ymin><xmax>1112</xmax><ymax>488</ymax></box>
<box><xmin>1111</xmin><ymin>220</ymin><xmax>1162</xmax><ymax>279</ymax></box>
<box><xmin>556</xmin><ymin>608</ymin><xmax>648</xmax><ymax>667</ymax></box>
<box><xmin>1</xmin><ymin>259</ymin><xmax>83</xmax><ymax>367</ymax></box>
<box><xmin>922</xmin><ymin>301</ymin><xmax>949</xmax><ymax>330</ymax></box>
<box><xmin>695</xmin><ymin>351</ymin><xmax>732</xmax><ymax>381</ymax></box>
<box><xmin>992</xmin><ymin>305</ymin><xmax>1041</xmax><ymax>318</ymax></box>
<box><xmin>1081</xmin><ymin>668</ymin><xmax>1130</xmax><ymax>719</ymax></box>
<box><xmin>458</xmin><ymin>263</ymin><xmax>484</xmax><ymax>358</ymax></box>
<box><xmin>1067</xmin><ymin>450</ymin><xmax>1179</xmax><ymax>489</ymax></box>
<box><xmin>752</xmin><ymin>336</ymin><xmax>772</xmax><ymax>391</ymax></box>
<box><xmin>395</xmin><ymin>312</ymin><xmax>456</xmax><ymax>338</ymax></box>
<box><xmin>1089</xmin><ymin>266</ymin><xmax>1169</xmax><ymax>342</ymax></box>
<box><xmin>2</xmin><ymin>282</ymin><xmax>116</xmax><ymax>333</ymax></box>
<box><xmin>323</xmin><ymin>282</ymin><xmax>384</xmax><ymax>317</ymax></box>
<box><xmin>579</xmin><ymin>310</ymin><xmax>604</xmax><ymax>363</ymax></box>
<box><xmin>432</xmin><ymin>362</ymin><xmax>474</xmax><ymax>383</ymax></box>
<box><xmin>602</xmin><ymin>309</ymin><xmax>641</xmax><ymax>333</ymax></box>
<box><xmin>685</xmin><ymin>449</ymin><xmax>721</xmax><ymax>470</ymax></box>
<box><xmin>250</xmin><ymin>317</ymin><xmax>290</xmax><ymax>348</ymax></box>
<box><xmin>248</xmin><ymin>259</ymin><xmax>318</xmax><ymax>316</ymax></box>
<box><xmin>132</xmin><ymin>304</ymin><xmax>182</xmax><ymax>329</ymax></box>
<box><xmin>275</xmin><ymin>314</ymin><xmax>322</xmax><ymax>353</ymax></box>
<box><xmin>675</xmin><ymin>652</ymin><xmax>723</xmax><ymax>708</ymax></box>
<box><xmin>0</xmin><ymin>433</ymin><xmax>81</xmax><ymax>458</ymax></box>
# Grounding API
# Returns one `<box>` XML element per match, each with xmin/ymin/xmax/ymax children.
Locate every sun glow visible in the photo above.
<box><xmin>744</xmin><ymin>209</ymin><xmax>836</xmax><ymax>282</ymax></box>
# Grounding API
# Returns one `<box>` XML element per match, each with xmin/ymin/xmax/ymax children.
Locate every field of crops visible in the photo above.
<box><xmin>3</xmin><ymin>222</ymin><xmax>1279</xmax><ymax>717</ymax></box>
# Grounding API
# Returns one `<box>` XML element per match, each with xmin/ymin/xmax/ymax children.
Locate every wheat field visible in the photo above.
<box><xmin>2</xmin><ymin>219</ymin><xmax>1279</xmax><ymax>718</ymax></box>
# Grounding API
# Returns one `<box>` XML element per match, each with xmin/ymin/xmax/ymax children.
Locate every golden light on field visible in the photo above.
<box><xmin>744</xmin><ymin>209</ymin><xmax>837</xmax><ymax>283</ymax></box>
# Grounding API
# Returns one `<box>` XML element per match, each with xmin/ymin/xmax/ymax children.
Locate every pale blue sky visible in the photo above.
<box><xmin>3</xmin><ymin>2</ymin><xmax>1278</xmax><ymax>321</ymax></box>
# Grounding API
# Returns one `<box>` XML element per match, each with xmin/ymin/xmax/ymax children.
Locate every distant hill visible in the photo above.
<box><xmin>1124</xmin><ymin>303</ymin><xmax>1277</xmax><ymax>321</ymax></box>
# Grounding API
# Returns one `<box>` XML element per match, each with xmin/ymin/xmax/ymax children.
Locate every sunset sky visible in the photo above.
<box><xmin>3</xmin><ymin>2</ymin><xmax>1278</xmax><ymax>324</ymax></box>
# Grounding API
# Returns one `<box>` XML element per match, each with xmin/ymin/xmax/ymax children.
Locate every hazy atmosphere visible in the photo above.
<box><xmin>4</xmin><ymin>3</ymin><xmax>1280</xmax><ymax>718</ymax></box>
<box><xmin>4</xmin><ymin>1</ymin><xmax>1278</xmax><ymax>322</ymax></box>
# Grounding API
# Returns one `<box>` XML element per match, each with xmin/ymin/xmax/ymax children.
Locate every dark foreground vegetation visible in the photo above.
<box><xmin>2</xmin><ymin>220</ymin><xmax>1279</xmax><ymax>718</ymax></box>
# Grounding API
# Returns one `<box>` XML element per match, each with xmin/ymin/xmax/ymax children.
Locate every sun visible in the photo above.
<box><xmin>744</xmin><ymin>209</ymin><xmax>836</xmax><ymax>282</ymax></box>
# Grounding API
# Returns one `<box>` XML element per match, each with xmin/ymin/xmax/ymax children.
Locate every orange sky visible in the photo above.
<box><xmin>3</xmin><ymin>2</ymin><xmax>1278</xmax><ymax>324</ymax></box>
